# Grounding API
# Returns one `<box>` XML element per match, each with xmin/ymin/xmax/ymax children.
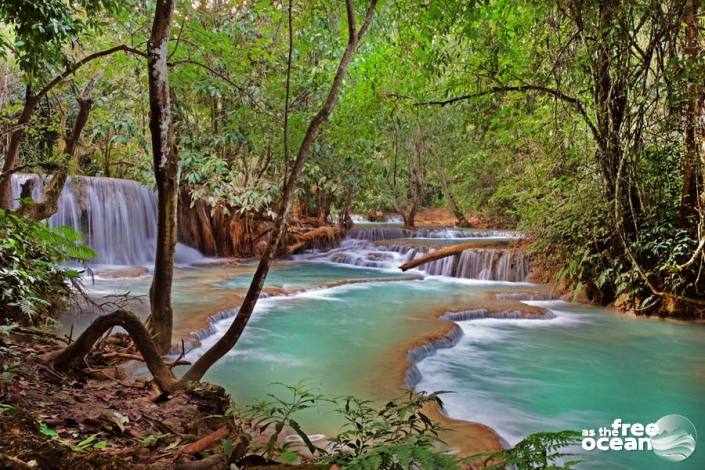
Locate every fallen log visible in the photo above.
<box><xmin>398</xmin><ymin>242</ymin><xmax>482</xmax><ymax>272</ymax></box>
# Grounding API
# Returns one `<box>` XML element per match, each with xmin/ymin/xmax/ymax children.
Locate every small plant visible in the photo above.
<box><xmin>330</xmin><ymin>391</ymin><xmax>447</xmax><ymax>459</ymax></box>
<box><xmin>230</xmin><ymin>382</ymin><xmax>329</xmax><ymax>463</ymax></box>
<box><xmin>467</xmin><ymin>430</ymin><xmax>582</xmax><ymax>469</ymax></box>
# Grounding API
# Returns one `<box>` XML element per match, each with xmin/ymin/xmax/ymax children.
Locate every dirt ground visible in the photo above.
<box><xmin>0</xmin><ymin>329</ymin><xmax>309</xmax><ymax>469</ymax></box>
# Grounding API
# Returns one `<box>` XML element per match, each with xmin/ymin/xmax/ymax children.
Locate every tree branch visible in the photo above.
<box><xmin>416</xmin><ymin>85</ymin><xmax>600</xmax><ymax>144</ymax></box>
<box><xmin>36</xmin><ymin>45</ymin><xmax>145</xmax><ymax>101</ymax></box>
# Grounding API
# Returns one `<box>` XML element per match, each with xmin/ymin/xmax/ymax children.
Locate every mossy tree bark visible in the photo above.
<box><xmin>146</xmin><ymin>0</ymin><xmax>178</xmax><ymax>354</ymax></box>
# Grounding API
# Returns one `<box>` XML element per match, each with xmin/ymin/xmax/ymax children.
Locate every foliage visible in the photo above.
<box><xmin>329</xmin><ymin>391</ymin><xmax>446</xmax><ymax>460</ymax></box>
<box><xmin>342</xmin><ymin>436</ymin><xmax>459</xmax><ymax>470</ymax></box>
<box><xmin>0</xmin><ymin>209</ymin><xmax>94</xmax><ymax>325</ymax></box>
<box><xmin>0</xmin><ymin>0</ymin><xmax>117</xmax><ymax>78</ymax></box>
<box><xmin>229</xmin><ymin>384</ymin><xmax>579</xmax><ymax>470</ymax></box>
<box><xmin>229</xmin><ymin>383</ymin><xmax>328</xmax><ymax>461</ymax></box>
<box><xmin>467</xmin><ymin>430</ymin><xmax>582</xmax><ymax>469</ymax></box>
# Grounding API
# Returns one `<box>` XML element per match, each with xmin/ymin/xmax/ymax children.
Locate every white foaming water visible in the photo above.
<box><xmin>11</xmin><ymin>174</ymin><xmax>205</xmax><ymax>266</ymax></box>
<box><xmin>311</xmin><ymin>232</ymin><xmax>531</xmax><ymax>282</ymax></box>
<box><xmin>414</xmin><ymin>303</ymin><xmax>589</xmax><ymax>445</ymax></box>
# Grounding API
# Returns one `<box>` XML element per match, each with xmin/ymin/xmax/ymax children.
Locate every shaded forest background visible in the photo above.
<box><xmin>1</xmin><ymin>0</ymin><xmax>704</xmax><ymax>323</ymax></box>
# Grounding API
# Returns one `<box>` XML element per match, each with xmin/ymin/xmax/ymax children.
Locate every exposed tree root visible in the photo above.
<box><xmin>44</xmin><ymin>309</ymin><xmax>179</xmax><ymax>393</ymax></box>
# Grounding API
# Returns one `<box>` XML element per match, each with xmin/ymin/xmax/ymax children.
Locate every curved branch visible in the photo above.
<box><xmin>416</xmin><ymin>85</ymin><xmax>600</xmax><ymax>145</ymax></box>
<box><xmin>36</xmin><ymin>45</ymin><xmax>145</xmax><ymax>101</ymax></box>
<box><xmin>46</xmin><ymin>309</ymin><xmax>177</xmax><ymax>392</ymax></box>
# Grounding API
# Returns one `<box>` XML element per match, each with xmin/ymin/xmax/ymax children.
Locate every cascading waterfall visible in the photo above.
<box><xmin>11</xmin><ymin>174</ymin><xmax>204</xmax><ymax>266</ymax></box>
<box><xmin>422</xmin><ymin>248</ymin><xmax>530</xmax><ymax>282</ymax></box>
<box><xmin>347</xmin><ymin>226</ymin><xmax>523</xmax><ymax>241</ymax></box>
<box><xmin>319</xmin><ymin>231</ymin><xmax>531</xmax><ymax>282</ymax></box>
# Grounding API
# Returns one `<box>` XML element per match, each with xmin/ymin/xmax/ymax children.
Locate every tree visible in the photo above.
<box><xmin>0</xmin><ymin>0</ymin><xmax>124</xmax><ymax>209</ymax></box>
<box><xmin>17</xmin><ymin>73</ymin><xmax>102</xmax><ymax>220</ymax></box>
<box><xmin>145</xmin><ymin>0</ymin><xmax>178</xmax><ymax>354</ymax></box>
<box><xmin>49</xmin><ymin>0</ymin><xmax>380</xmax><ymax>390</ymax></box>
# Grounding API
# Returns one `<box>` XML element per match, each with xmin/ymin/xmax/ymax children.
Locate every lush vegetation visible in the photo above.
<box><xmin>1</xmin><ymin>0</ymin><xmax>701</xmax><ymax>467</ymax></box>
<box><xmin>1</xmin><ymin>0</ymin><xmax>702</xmax><ymax>316</ymax></box>
<box><xmin>228</xmin><ymin>384</ymin><xmax>579</xmax><ymax>469</ymax></box>
<box><xmin>0</xmin><ymin>209</ymin><xmax>94</xmax><ymax>325</ymax></box>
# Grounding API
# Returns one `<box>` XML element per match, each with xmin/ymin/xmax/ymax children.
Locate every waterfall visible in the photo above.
<box><xmin>347</xmin><ymin>226</ymin><xmax>524</xmax><ymax>241</ymax></box>
<box><xmin>421</xmin><ymin>248</ymin><xmax>530</xmax><ymax>282</ymax></box>
<box><xmin>11</xmin><ymin>174</ymin><xmax>204</xmax><ymax>266</ymax></box>
<box><xmin>319</xmin><ymin>239</ymin><xmax>530</xmax><ymax>282</ymax></box>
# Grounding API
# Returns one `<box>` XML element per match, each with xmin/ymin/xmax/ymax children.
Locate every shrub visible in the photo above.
<box><xmin>0</xmin><ymin>209</ymin><xmax>95</xmax><ymax>325</ymax></box>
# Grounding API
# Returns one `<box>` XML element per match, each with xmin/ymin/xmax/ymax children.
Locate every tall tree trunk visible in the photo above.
<box><xmin>404</xmin><ymin>202</ymin><xmax>417</xmax><ymax>229</ymax></box>
<box><xmin>146</xmin><ymin>0</ymin><xmax>178</xmax><ymax>354</ymax></box>
<box><xmin>437</xmin><ymin>159</ymin><xmax>470</xmax><ymax>227</ymax></box>
<box><xmin>0</xmin><ymin>87</ymin><xmax>38</xmax><ymax>209</ymax></box>
<box><xmin>179</xmin><ymin>0</ymin><xmax>379</xmax><ymax>385</ymax></box>
<box><xmin>17</xmin><ymin>73</ymin><xmax>102</xmax><ymax>220</ymax></box>
<box><xmin>681</xmin><ymin>0</ymin><xmax>704</xmax><ymax>226</ymax></box>
<box><xmin>318</xmin><ymin>189</ymin><xmax>330</xmax><ymax>225</ymax></box>
<box><xmin>340</xmin><ymin>185</ymin><xmax>354</xmax><ymax>228</ymax></box>
<box><xmin>48</xmin><ymin>0</ymin><xmax>379</xmax><ymax>392</ymax></box>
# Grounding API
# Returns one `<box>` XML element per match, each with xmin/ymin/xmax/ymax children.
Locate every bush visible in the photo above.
<box><xmin>0</xmin><ymin>209</ymin><xmax>95</xmax><ymax>326</ymax></box>
<box><xmin>228</xmin><ymin>385</ymin><xmax>578</xmax><ymax>470</ymax></box>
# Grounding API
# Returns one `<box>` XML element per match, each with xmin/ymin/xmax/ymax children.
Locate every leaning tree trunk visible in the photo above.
<box><xmin>0</xmin><ymin>87</ymin><xmax>38</xmax><ymax>209</ymax></box>
<box><xmin>17</xmin><ymin>73</ymin><xmax>102</xmax><ymax>221</ymax></box>
<box><xmin>146</xmin><ymin>0</ymin><xmax>178</xmax><ymax>354</ymax></box>
<box><xmin>47</xmin><ymin>0</ymin><xmax>379</xmax><ymax>392</ymax></box>
<box><xmin>179</xmin><ymin>0</ymin><xmax>379</xmax><ymax>385</ymax></box>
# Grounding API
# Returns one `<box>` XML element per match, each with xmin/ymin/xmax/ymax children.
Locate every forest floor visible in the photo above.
<box><xmin>0</xmin><ymin>330</ymin><xmax>327</xmax><ymax>469</ymax></box>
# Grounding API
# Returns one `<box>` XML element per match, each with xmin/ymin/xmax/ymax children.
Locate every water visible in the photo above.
<box><xmin>191</xmin><ymin>270</ymin><xmax>529</xmax><ymax>434</ymax></box>
<box><xmin>218</xmin><ymin>261</ymin><xmax>416</xmax><ymax>290</ymax></box>
<box><xmin>415</xmin><ymin>301</ymin><xmax>705</xmax><ymax>469</ymax></box>
<box><xmin>11</xmin><ymin>174</ymin><xmax>204</xmax><ymax>265</ymax></box>
<box><xmin>61</xmin><ymin>215</ymin><xmax>705</xmax><ymax>468</ymax></box>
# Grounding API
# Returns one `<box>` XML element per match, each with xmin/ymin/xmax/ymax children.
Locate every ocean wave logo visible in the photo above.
<box><xmin>651</xmin><ymin>415</ymin><xmax>697</xmax><ymax>462</ymax></box>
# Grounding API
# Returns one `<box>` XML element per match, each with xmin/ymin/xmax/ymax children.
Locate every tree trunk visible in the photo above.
<box><xmin>681</xmin><ymin>0</ymin><xmax>704</xmax><ymax>226</ymax></box>
<box><xmin>48</xmin><ymin>0</ymin><xmax>379</xmax><ymax>393</ymax></box>
<box><xmin>0</xmin><ymin>87</ymin><xmax>38</xmax><ymax>209</ymax></box>
<box><xmin>146</xmin><ymin>0</ymin><xmax>178</xmax><ymax>354</ymax></box>
<box><xmin>17</xmin><ymin>73</ymin><xmax>102</xmax><ymax>220</ymax></box>
<box><xmin>437</xmin><ymin>159</ymin><xmax>470</xmax><ymax>227</ymax></box>
<box><xmin>399</xmin><ymin>242</ymin><xmax>488</xmax><ymax>272</ymax></box>
<box><xmin>318</xmin><ymin>189</ymin><xmax>330</xmax><ymax>225</ymax></box>
<box><xmin>178</xmin><ymin>0</ymin><xmax>379</xmax><ymax>386</ymax></box>
<box><xmin>340</xmin><ymin>185</ymin><xmax>354</xmax><ymax>228</ymax></box>
<box><xmin>404</xmin><ymin>202</ymin><xmax>416</xmax><ymax>229</ymax></box>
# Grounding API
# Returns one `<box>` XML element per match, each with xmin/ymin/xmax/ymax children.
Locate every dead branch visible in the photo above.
<box><xmin>180</xmin><ymin>425</ymin><xmax>230</xmax><ymax>455</ymax></box>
